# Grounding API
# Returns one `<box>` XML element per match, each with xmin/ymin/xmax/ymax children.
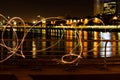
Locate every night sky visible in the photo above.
<box><xmin>0</xmin><ymin>0</ymin><xmax>93</xmax><ymax>21</ymax></box>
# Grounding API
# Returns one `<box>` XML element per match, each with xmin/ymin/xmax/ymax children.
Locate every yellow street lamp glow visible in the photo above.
<box><xmin>93</xmin><ymin>17</ymin><xmax>99</xmax><ymax>23</ymax></box>
<box><xmin>33</xmin><ymin>21</ymin><xmax>36</xmax><ymax>24</ymax></box>
<box><xmin>84</xmin><ymin>18</ymin><xmax>89</xmax><ymax>25</ymax></box>
<box><xmin>113</xmin><ymin>16</ymin><xmax>118</xmax><ymax>20</ymax></box>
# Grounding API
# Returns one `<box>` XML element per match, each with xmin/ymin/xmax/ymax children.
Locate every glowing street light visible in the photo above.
<box><xmin>112</xmin><ymin>16</ymin><xmax>119</xmax><ymax>25</ymax></box>
<box><xmin>93</xmin><ymin>17</ymin><xmax>99</xmax><ymax>23</ymax></box>
<box><xmin>84</xmin><ymin>18</ymin><xmax>89</xmax><ymax>25</ymax></box>
<box><xmin>113</xmin><ymin>16</ymin><xmax>118</xmax><ymax>20</ymax></box>
<box><xmin>33</xmin><ymin>20</ymin><xmax>36</xmax><ymax>24</ymax></box>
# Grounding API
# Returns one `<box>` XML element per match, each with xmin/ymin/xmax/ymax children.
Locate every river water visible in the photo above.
<box><xmin>0</xmin><ymin>26</ymin><xmax>120</xmax><ymax>59</ymax></box>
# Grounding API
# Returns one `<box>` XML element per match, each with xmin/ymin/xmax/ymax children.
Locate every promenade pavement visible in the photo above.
<box><xmin>1</xmin><ymin>58</ymin><xmax>120</xmax><ymax>80</ymax></box>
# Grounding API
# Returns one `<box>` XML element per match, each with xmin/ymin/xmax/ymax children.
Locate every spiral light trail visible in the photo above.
<box><xmin>0</xmin><ymin>14</ymin><xmax>114</xmax><ymax>65</ymax></box>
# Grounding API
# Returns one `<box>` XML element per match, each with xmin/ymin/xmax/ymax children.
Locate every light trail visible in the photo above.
<box><xmin>0</xmin><ymin>16</ymin><xmax>26</xmax><ymax>62</ymax></box>
<box><xmin>0</xmin><ymin>15</ymin><xmax>67</xmax><ymax>63</ymax></box>
<box><xmin>0</xmin><ymin>14</ymin><xmax>115</xmax><ymax>65</ymax></box>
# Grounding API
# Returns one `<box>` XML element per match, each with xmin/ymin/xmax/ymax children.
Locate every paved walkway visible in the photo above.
<box><xmin>1</xmin><ymin>57</ymin><xmax>120</xmax><ymax>80</ymax></box>
<box><xmin>1</xmin><ymin>64</ymin><xmax>120</xmax><ymax>80</ymax></box>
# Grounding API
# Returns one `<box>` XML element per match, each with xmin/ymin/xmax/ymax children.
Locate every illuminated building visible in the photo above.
<box><xmin>103</xmin><ymin>0</ymin><xmax>117</xmax><ymax>14</ymax></box>
<box><xmin>117</xmin><ymin>0</ymin><xmax>120</xmax><ymax>15</ymax></box>
<box><xmin>94</xmin><ymin>0</ymin><xmax>120</xmax><ymax>15</ymax></box>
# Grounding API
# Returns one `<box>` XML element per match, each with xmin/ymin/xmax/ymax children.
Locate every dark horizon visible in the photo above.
<box><xmin>0</xmin><ymin>0</ymin><xmax>93</xmax><ymax>22</ymax></box>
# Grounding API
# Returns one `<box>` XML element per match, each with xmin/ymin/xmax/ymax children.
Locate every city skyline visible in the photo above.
<box><xmin>0</xmin><ymin>0</ymin><xmax>93</xmax><ymax>22</ymax></box>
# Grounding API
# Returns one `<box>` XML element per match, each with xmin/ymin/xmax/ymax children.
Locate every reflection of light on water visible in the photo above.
<box><xmin>32</xmin><ymin>40</ymin><xmax>37</xmax><ymax>58</ymax></box>
<box><xmin>100</xmin><ymin>32</ymin><xmax>112</xmax><ymax>57</ymax></box>
<box><xmin>93</xmin><ymin>31</ymin><xmax>99</xmax><ymax>58</ymax></box>
<box><xmin>118</xmin><ymin>33</ymin><xmax>120</xmax><ymax>55</ymax></box>
<box><xmin>83</xmin><ymin>31</ymin><xmax>88</xmax><ymax>58</ymax></box>
<box><xmin>66</xmin><ymin>30</ymin><xmax>73</xmax><ymax>52</ymax></box>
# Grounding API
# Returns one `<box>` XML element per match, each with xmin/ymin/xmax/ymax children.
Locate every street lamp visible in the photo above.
<box><xmin>112</xmin><ymin>16</ymin><xmax>119</xmax><ymax>25</ymax></box>
<box><xmin>113</xmin><ymin>16</ymin><xmax>118</xmax><ymax>20</ymax></box>
<box><xmin>83</xmin><ymin>18</ymin><xmax>89</xmax><ymax>25</ymax></box>
<box><xmin>84</xmin><ymin>17</ymin><xmax>105</xmax><ymax>25</ymax></box>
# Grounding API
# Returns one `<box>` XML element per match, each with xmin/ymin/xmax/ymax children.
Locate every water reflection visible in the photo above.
<box><xmin>0</xmin><ymin>27</ymin><xmax>119</xmax><ymax>59</ymax></box>
<box><xmin>100</xmin><ymin>32</ymin><xmax>112</xmax><ymax>57</ymax></box>
<box><xmin>118</xmin><ymin>32</ymin><xmax>120</xmax><ymax>56</ymax></box>
<box><xmin>93</xmin><ymin>31</ymin><xmax>99</xmax><ymax>58</ymax></box>
<box><xmin>32</xmin><ymin>40</ymin><xmax>37</xmax><ymax>58</ymax></box>
<box><xmin>66</xmin><ymin>30</ymin><xmax>73</xmax><ymax>53</ymax></box>
<box><xmin>83</xmin><ymin>31</ymin><xmax>88</xmax><ymax>58</ymax></box>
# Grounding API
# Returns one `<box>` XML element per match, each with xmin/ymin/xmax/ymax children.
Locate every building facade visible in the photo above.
<box><xmin>94</xmin><ymin>0</ymin><xmax>120</xmax><ymax>15</ymax></box>
<box><xmin>104</xmin><ymin>0</ymin><xmax>118</xmax><ymax>14</ymax></box>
